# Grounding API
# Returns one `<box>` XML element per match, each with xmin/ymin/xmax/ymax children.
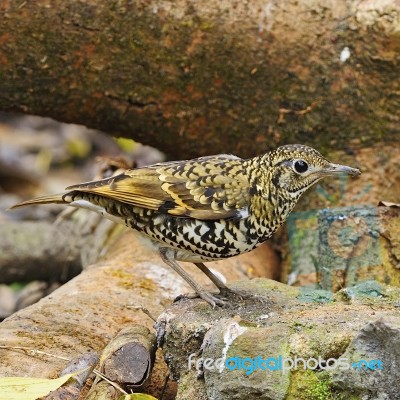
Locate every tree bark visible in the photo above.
<box><xmin>0</xmin><ymin>0</ymin><xmax>399</xmax><ymax>159</ymax></box>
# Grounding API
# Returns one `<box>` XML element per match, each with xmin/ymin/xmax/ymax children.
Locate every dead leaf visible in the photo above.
<box><xmin>118</xmin><ymin>394</ymin><xmax>158</xmax><ymax>400</ymax></box>
<box><xmin>0</xmin><ymin>369</ymin><xmax>86</xmax><ymax>400</ymax></box>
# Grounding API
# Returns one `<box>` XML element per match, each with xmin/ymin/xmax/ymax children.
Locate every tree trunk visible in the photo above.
<box><xmin>0</xmin><ymin>0</ymin><xmax>399</xmax><ymax>159</ymax></box>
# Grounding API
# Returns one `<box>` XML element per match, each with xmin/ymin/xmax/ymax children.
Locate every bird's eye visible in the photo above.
<box><xmin>294</xmin><ymin>160</ymin><xmax>308</xmax><ymax>173</ymax></box>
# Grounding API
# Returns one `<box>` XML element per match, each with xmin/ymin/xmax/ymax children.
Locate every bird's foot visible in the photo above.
<box><xmin>175</xmin><ymin>287</ymin><xmax>266</xmax><ymax>308</ymax></box>
<box><xmin>175</xmin><ymin>291</ymin><xmax>227</xmax><ymax>308</ymax></box>
<box><xmin>174</xmin><ymin>287</ymin><xmax>267</xmax><ymax>308</ymax></box>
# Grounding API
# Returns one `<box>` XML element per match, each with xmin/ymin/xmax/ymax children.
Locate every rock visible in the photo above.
<box><xmin>176</xmin><ymin>370</ymin><xmax>208</xmax><ymax>400</ymax></box>
<box><xmin>330</xmin><ymin>316</ymin><xmax>400</xmax><ymax>400</ymax></box>
<box><xmin>281</xmin><ymin>202</ymin><xmax>400</xmax><ymax>292</ymax></box>
<box><xmin>202</xmin><ymin>320</ymin><xmax>291</xmax><ymax>400</ymax></box>
<box><xmin>278</xmin><ymin>144</ymin><xmax>400</xmax><ymax>289</ymax></box>
<box><xmin>15</xmin><ymin>281</ymin><xmax>48</xmax><ymax>310</ymax></box>
<box><xmin>0</xmin><ymin>284</ymin><xmax>16</xmax><ymax>319</ymax></box>
<box><xmin>156</xmin><ymin>279</ymin><xmax>400</xmax><ymax>400</ymax></box>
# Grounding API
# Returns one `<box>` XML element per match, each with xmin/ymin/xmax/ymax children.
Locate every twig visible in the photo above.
<box><xmin>277</xmin><ymin>99</ymin><xmax>320</xmax><ymax>123</ymax></box>
<box><xmin>126</xmin><ymin>305</ymin><xmax>158</xmax><ymax>322</ymax></box>
<box><xmin>159</xmin><ymin>372</ymin><xmax>170</xmax><ymax>400</ymax></box>
<box><xmin>92</xmin><ymin>369</ymin><xmax>128</xmax><ymax>395</ymax></box>
<box><xmin>0</xmin><ymin>345</ymin><xmax>70</xmax><ymax>361</ymax></box>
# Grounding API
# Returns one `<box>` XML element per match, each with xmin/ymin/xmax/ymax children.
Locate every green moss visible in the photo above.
<box><xmin>297</xmin><ymin>288</ymin><xmax>333</xmax><ymax>304</ymax></box>
<box><xmin>251</xmin><ymin>278</ymin><xmax>300</xmax><ymax>298</ymax></box>
<box><xmin>287</xmin><ymin>318</ymin><xmax>353</xmax><ymax>362</ymax></box>
<box><xmin>238</xmin><ymin>320</ymin><xmax>259</xmax><ymax>328</ymax></box>
<box><xmin>288</xmin><ymin>370</ymin><xmax>333</xmax><ymax>400</ymax></box>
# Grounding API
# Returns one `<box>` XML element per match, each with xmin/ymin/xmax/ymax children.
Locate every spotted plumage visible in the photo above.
<box><xmin>11</xmin><ymin>144</ymin><xmax>360</xmax><ymax>307</ymax></box>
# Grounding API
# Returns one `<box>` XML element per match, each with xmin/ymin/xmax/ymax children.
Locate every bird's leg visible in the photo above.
<box><xmin>195</xmin><ymin>262</ymin><xmax>246</xmax><ymax>299</ymax></box>
<box><xmin>194</xmin><ymin>263</ymin><xmax>228</xmax><ymax>290</ymax></box>
<box><xmin>159</xmin><ymin>248</ymin><xmax>225</xmax><ymax>307</ymax></box>
<box><xmin>195</xmin><ymin>262</ymin><xmax>261</xmax><ymax>302</ymax></box>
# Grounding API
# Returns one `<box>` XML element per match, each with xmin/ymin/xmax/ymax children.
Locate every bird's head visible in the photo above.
<box><xmin>266</xmin><ymin>144</ymin><xmax>360</xmax><ymax>198</ymax></box>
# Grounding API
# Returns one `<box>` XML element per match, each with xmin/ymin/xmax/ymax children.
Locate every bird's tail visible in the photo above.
<box><xmin>9</xmin><ymin>193</ymin><xmax>68</xmax><ymax>209</ymax></box>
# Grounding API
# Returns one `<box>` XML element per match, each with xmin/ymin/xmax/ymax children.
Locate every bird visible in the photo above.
<box><xmin>11</xmin><ymin>144</ymin><xmax>360</xmax><ymax>307</ymax></box>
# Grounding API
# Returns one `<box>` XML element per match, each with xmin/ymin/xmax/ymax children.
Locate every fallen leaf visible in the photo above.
<box><xmin>118</xmin><ymin>394</ymin><xmax>158</xmax><ymax>400</ymax></box>
<box><xmin>0</xmin><ymin>369</ymin><xmax>86</xmax><ymax>400</ymax></box>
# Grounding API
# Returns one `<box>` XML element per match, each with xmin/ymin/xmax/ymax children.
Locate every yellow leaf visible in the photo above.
<box><xmin>66</xmin><ymin>137</ymin><xmax>91</xmax><ymax>158</ymax></box>
<box><xmin>0</xmin><ymin>369</ymin><xmax>85</xmax><ymax>400</ymax></box>
<box><xmin>114</xmin><ymin>137</ymin><xmax>137</xmax><ymax>152</ymax></box>
<box><xmin>118</xmin><ymin>394</ymin><xmax>158</xmax><ymax>400</ymax></box>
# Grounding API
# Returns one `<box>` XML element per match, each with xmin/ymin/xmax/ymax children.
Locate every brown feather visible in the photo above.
<box><xmin>65</xmin><ymin>155</ymin><xmax>250</xmax><ymax>220</ymax></box>
<box><xmin>9</xmin><ymin>193</ymin><xmax>66</xmax><ymax>209</ymax></box>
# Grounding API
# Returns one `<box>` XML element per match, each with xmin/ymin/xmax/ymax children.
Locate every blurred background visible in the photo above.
<box><xmin>0</xmin><ymin>112</ymin><xmax>167</xmax><ymax>320</ymax></box>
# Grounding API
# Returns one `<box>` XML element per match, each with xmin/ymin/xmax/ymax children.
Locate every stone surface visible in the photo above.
<box><xmin>156</xmin><ymin>279</ymin><xmax>400</xmax><ymax>400</ymax></box>
<box><xmin>278</xmin><ymin>144</ymin><xmax>400</xmax><ymax>291</ymax></box>
<box><xmin>330</xmin><ymin>316</ymin><xmax>400</xmax><ymax>400</ymax></box>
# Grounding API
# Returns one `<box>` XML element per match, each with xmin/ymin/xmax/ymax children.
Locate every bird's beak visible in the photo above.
<box><xmin>323</xmin><ymin>163</ymin><xmax>361</xmax><ymax>177</ymax></box>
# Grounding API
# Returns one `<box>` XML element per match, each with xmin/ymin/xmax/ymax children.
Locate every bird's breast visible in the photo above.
<box><xmin>128</xmin><ymin>211</ymin><xmax>265</xmax><ymax>260</ymax></box>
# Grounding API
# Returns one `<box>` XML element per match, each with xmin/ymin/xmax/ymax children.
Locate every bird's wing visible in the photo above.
<box><xmin>66</xmin><ymin>155</ymin><xmax>250</xmax><ymax>220</ymax></box>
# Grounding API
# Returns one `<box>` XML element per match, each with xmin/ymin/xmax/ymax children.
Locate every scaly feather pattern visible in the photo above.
<box><xmin>66</xmin><ymin>154</ymin><xmax>249</xmax><ymax>220</ymax></box>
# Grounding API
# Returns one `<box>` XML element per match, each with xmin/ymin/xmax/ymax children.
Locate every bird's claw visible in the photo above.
<box><xmin>174</xmin><ymin>287</ymin><xmax>266</xmax><ymax>308</ymax></box>
<box><xmin>174</xmin><ymin>291</ymin><xmax>227</xmax><ymax>308</ymax></box>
